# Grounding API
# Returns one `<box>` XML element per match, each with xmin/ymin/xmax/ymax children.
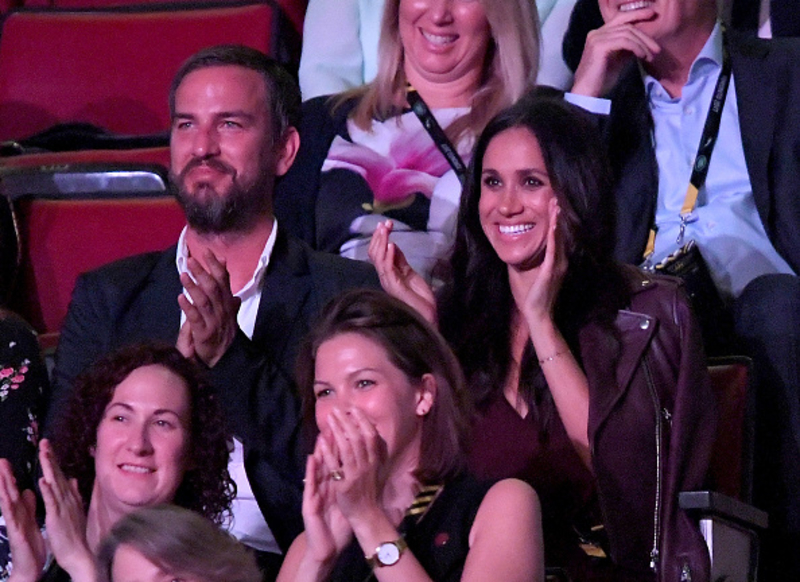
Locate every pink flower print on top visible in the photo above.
<box><xmin>0</xmin><ymin>359</ymin><xmax>29</xmax><ymax>400</ymax></box>
<box><xmin>322</xmin><ymin>108</ymin><xmax>469</xmax><ymax>214</ymax></box>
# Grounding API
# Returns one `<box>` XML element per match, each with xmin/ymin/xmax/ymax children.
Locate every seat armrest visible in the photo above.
<box><xmin>679</xmin><ymin>490</ymin><xmax>768</xmax><ymax>529</ymax></box>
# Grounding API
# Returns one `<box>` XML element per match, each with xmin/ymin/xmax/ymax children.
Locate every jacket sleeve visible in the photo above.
<box><xmin>657</xmin><ymin>282</ymin><xmax>717</xmax><ymax>582</ymax></box>
<box><xmin>273</xmin><ymin>96</ymin><xmax>358</xmax><ymax>247</ymax></box>
<box><xmin>47</xmin><ymin>271</ymin><xmax>113</xmax><ymax>434</ymax></box>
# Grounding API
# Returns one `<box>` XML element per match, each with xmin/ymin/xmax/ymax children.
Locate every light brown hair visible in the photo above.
<box><xmin>96</xmin><ymin>504</ymin><xmax>261</xmax><ymax>582</ymax></box>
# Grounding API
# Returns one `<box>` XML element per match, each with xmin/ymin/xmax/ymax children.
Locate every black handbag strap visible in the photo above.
<box><xmin>406</xmin><ymin>86</ymin><xmax>468</xmax><ymax>185</ymax></box>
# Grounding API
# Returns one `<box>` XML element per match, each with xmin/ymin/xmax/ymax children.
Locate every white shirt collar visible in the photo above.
<box><xmin>643</xmin><ymin>21</ymin><xmax>723</xmax><ymax>101</ymax></box>
<box><xmin>175</xmin><ymin>218</ymin><xmax>278</xmax><ymax>298</ymax></box>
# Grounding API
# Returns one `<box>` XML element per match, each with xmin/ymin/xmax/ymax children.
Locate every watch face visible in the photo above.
<box><xmin>377</xmin><ymin>542</ymin><xmax>401</xmax><ymax>566</ymax></box>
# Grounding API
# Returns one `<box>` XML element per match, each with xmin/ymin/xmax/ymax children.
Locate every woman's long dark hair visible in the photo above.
<box><xmin>438</xmin><ymin>88</ymin><xmax>630</xmax><ymax>432</ymax></box>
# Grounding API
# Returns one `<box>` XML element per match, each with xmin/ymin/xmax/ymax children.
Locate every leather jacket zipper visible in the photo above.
<box><xmin>643</xmin><ymin>356</ymin><xmax>662</xmax><ymax>575</ymax></box>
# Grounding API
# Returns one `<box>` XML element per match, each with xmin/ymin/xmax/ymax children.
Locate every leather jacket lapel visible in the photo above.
<box><xmin>581</xmin><ymin>300</ymin><xmax>657</xmax><ymax>436</ymax></box>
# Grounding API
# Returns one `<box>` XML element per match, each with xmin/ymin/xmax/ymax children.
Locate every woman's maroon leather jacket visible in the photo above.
<box><xmin>579</xmin><ymin>266</ymin><xmax>717</xmax><ymax>582</ymax></box>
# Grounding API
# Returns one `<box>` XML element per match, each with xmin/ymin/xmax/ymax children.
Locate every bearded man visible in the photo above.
<box><xmin>49</xmin><ymin>45</ymin><xmax>378</xmax><ymax>579</ymax></box>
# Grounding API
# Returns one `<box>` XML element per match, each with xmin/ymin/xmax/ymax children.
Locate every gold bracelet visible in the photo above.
<box><xmin>538</xmin><ymin>350</ymin><xmax>566</xmax><ymax>365</ymax></box>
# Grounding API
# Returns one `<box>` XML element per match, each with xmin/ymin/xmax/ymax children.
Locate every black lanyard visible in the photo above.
<box><xmin>406</xmin><ymin>86</ymin><xmax>468</xmax><ymax>185</ymax></box>
<box><xmin>643</xmin><ymin>33</ymin><xmax>732</xmax><ymax>262</ymax></box>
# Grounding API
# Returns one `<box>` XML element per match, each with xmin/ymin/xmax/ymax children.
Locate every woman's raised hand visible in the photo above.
<box><xmin>318</xmin><ymin>408</ymin><xmax>386</xmax><ymax>523</ymax></box>
<box><xmin>523</xmin><ymin>198</ymin><xmax>567</xmax><ymax>329</ymax></box>
<box><xmin>300</xmin><ymin>438</ymin><xmax>353</xmax><ymax>567</ymax></box>
<box><xmin>0</xmin><ymin>460</ymin><xmax>45</xmax><ymax>582</ymax></box>
<box><xmin>38</xmin><ymin>439</ymin><xmax>95</xmax><ymax>582</ymax></box>
<box><xmin>368</xmin><ymin>220</ymin><xmax>437</xmax><ymax>324</ymax></box>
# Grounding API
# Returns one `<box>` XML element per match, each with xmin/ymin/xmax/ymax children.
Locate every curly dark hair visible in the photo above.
<box><xmin>438</xmin><ymin>88</ymin><xmax>631</xmax><ymax>430</ymax></box>
<box><xmin>52</xmin><ymin>343</ymin><xmax>235</xmax><ymax>525</ymax></box>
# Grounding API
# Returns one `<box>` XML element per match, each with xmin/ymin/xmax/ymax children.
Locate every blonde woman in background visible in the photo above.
<box><xmin>276</xmin><ymin>0</ymin><xmax>539</xmax><ymax>282</ymax></box>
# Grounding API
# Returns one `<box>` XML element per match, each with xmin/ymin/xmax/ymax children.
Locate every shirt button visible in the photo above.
<box><xmin>684</xmin><ymin>106</ymin><xmax>695</xmax><ymax>116</ymax></box>
<box><xmin>640</xmin><ymin>319</ymin><xmax>651</xmax><ymax>330</ymax></box>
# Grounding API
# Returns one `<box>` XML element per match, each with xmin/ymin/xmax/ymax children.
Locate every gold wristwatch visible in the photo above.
<box><xmin>366</xmin><ymin>538</ymin><xmax>408</xmax><ymax>568</ymax></box>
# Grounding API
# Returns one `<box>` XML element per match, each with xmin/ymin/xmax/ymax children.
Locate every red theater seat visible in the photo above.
<box><xmin>8</xmin><ymin>197</ymin><xmax>185</xmax><ymax>334</ymax></box>
<box><xmin>1</xmin><ymin>146</ymin><xmax>170</xmax><ymax>170</ymax></box>
<box><xmin>0</xmin><ymin>2</ymin><xmax>278</xmax><ymax>142</ymax></box>
<box><xmin>27</xmin><ymin>0</ymin><xmax>307</xmax><ymax>35</ymax></box>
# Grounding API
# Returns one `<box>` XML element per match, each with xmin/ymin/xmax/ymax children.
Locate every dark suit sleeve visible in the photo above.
<box><xmin>243</xmin><ymin>252</ymin><xmax>380</xmax><ymax>551</ymax></box>
<box><xmin>243</xmin><ymin>360</ymin><xmax>304</xmax><ymax>553</ymax></box>
<box><xmin>47</xmin><ymin>271</ymin><xmax>113</xmax><ymax>434</ymax></box>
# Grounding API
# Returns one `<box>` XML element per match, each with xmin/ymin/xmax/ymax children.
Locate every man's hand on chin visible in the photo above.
<box><xmin>571</xmin><ymin>7</ymin><xmax>660</xmax><ymax>97</ymax></box>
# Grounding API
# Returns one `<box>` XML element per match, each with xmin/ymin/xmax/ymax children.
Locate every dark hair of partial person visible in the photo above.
<box><xmin>96</xmin><ymin>504</ymin><xmax>261</xmax><ymax>582</ymax></box>
<box><xmin>296</xmin><ymin>288</ymin><xmax>471</xmax><ymax>484</ymax></box>
<box><xmin>437</xmin><ymin>87</ymin><xmax>631</xmax><ymax>431</ymax></box>
<box><xmin>52</xmin><ymin>343</ymin><xmax>235</xmax><ymax>525</ymax></box>
<box><xmin>169</xmin><ymin>44</ymin><xmax>301</xmax><ymax>145</ymax></box>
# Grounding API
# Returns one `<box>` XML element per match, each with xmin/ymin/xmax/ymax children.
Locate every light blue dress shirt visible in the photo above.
<box><xmin>644</xmin><ymin>23</ymin><xmax>794</xmax><ymax>299</ymax></box>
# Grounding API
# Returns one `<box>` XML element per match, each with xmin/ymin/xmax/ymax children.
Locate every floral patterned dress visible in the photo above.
<box><xmin>315</xmin><ymin>107</ymin><xmax>473</xmax><ymax>282</ymax></box>
<box><xmin>0</xmin><ymin>311</ymin><xmax>46</xmax><ymax>581</ymax></box>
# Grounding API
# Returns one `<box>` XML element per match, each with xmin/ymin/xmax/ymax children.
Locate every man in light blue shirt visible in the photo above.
<box><xmin>570</xmin><ymin>0</ymin><xmax>800</xmax><ymax>579</ymax></box>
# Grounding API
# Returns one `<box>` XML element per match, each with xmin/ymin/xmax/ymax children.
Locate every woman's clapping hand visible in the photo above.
<box><xmin>0</xmin><ymin>459</ymin><xmax>46</xmax><ymax>582</ymax></box>
<box><xmin>38</xmin><ymin>439</ymin><xmax>94</xmax><ymax>581</ymax></box>
<box><xmin>317</xmin><ymin>408</ymin><xmax>387</xmax><ymax>523</ymax></box>
<box><xmin>301</xmin><ymin>437</ymin><xmax>353</xmax><ymax>567</ymax></box>
<box><xmin>368</xmin><ymin>220</ymin><xmax>437</xmax><ymax>325</ymax></box>
<box><xmin>522</xmin><ymin>198</ymin><xmax>567</xmax><ymax>329</ymax></box>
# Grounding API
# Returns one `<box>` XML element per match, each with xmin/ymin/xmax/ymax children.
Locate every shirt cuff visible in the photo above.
<box><xmin>565</xmin><ymin>92</ymin><xmax>611</xmax><ymax>115</ymax></box>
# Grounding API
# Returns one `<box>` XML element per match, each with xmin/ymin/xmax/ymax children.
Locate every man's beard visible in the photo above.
<box><xmin>170</xmin><ymin>157</ymin><xmax>271</xmax><ymax>235</ymax></box>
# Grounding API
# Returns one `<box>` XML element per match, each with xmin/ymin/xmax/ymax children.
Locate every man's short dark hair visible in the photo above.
<box><xmin>169</xmin><ymin>44</ymin><xmax>301</xmax><ymax>144</ymax></box>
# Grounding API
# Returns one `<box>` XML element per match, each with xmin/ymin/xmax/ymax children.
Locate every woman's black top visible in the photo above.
<box><xmin>328</xmin><ymin>473</ymin><xmax>492</xmax><ymax>582</ymax></box>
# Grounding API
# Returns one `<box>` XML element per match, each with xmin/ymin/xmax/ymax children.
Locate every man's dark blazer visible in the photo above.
<box><xmin>605</xmin><ymin>30</ymin><xmax>800</xmax><ymax>275</ymax></box>
<box><xmin>50</xmin><ymin>228</ymin><xmax>379</xmax><ymax>551</ymax></box>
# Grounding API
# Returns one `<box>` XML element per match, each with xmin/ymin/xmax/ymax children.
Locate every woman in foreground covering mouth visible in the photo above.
<box><xmin>277</xmin><ymin>288</ymin><xmax>544</xmax><ymax>582</ymax></box>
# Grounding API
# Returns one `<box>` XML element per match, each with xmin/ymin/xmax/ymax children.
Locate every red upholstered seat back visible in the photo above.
<box><xmin>707</xmin><ymin>357</ymin><xmax>754</xmax><ymax>502</ymax></box>
<box><xmin>10</xmin><ymin>197</ymin><xmax>185</xmax><ymax>333</ymax></box>
<box><xmin>1</xmin><ymin>146</ymin><xmax>171</xmax><ymax>170</ymax></box>
<box><xmin>27</xmin><ymin>0</ymin><xmax>307</xmax><ymax>35</ymax></box>
<box><xmin>0</xmin><ymin>2</ymin><xmax>275</xmax><ymax>142</ymax></box>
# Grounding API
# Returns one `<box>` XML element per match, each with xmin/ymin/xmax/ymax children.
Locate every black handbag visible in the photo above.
<box><xmin>649</xmin><ymin>241</ymin><xmax>734</xmax><ymax>355</ymax></box>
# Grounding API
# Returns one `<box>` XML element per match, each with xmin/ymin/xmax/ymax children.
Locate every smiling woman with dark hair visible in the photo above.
<box><xmin>370</xmin><ymin>90</ymin><xmax>717</xmax><ymax>581</ymax></box>
<box><xmin>0</xmin><ymin>343</ymin><xmax>233</xmax><ymax>582</ymax></box>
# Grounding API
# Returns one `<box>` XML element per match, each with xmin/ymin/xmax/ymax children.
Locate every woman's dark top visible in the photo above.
<box><xmin>0</xmin><ymin>312</ymin><xmax>45</xmax><ymax>488</ymax></box>
<box><xmin>39</xmin><ymin>563</ymin><xmax>69</xmax><ymax>582</ymax></box>
<box><xmin>0</xmin><ymin>312</ymin><xmax>46</xmax><ymax>582</ymax></box>
<box><xmin>327</xmin><ymin>474</ymin><xmax>492</xmax><ymax>582</ymax></box>
<box><xmin>468</xmin><ymin>393</ymin><xmax>643</xmax><ymax>581</ymax></box>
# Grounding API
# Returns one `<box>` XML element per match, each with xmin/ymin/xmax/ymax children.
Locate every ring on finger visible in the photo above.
<box><xmin>330</xmin><ymin>469</ymin><xmax>344</xmax><ymax>482</ymax></box>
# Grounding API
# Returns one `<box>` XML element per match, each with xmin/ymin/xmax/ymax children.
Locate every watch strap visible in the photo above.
<box><xmin>366</xmin><ymin>537</ymin><xmax>408</xmax><ymax>568</ymax></box>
